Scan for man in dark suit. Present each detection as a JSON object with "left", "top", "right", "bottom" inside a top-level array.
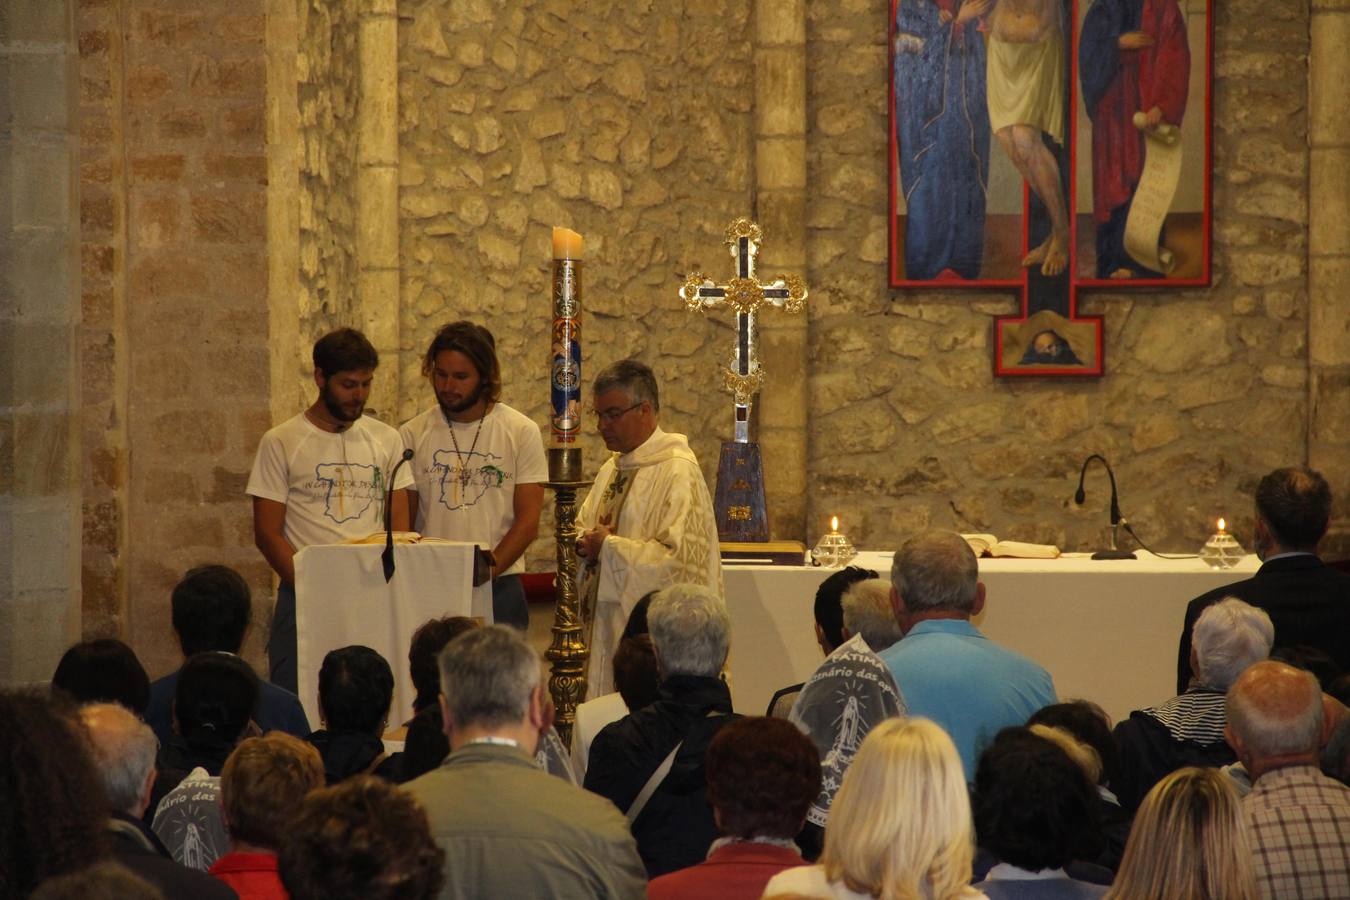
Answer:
[{"left": 1177, "top": 466, "right": 1350, "bottom": 693}]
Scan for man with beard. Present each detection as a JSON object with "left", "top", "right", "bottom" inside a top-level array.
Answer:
[
  {"left": 247, "top": 327, "right": 413, "bottom": 692},
  {"left": 399, "top": 321, "right": 545, "bottom": 629}
]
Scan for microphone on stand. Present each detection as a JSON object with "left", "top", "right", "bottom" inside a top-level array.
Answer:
[
  {"left": 382, "top": 448, "right": 415, "bottom": 582},
  {"left": 1074, "top": 454, "right": 1136, "bottom": 560}
]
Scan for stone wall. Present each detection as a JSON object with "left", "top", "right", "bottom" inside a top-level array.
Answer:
[
  {"left": 1, "top": 0, "right": 83, "bottom": 682},
  {"left": 802, "top": 0, "right": 1315, "bottom": 554},
  {"left": 77, "top": 0, "right": 274, "bottom": 678},
  {"left": 297, "top": 0, "right": 361, "bottom": 404},
  {"left": 397, "top": 0, "right": 756, "bottom": 568}
]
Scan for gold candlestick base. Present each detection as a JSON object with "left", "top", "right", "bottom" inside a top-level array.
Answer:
[{"left": 544, "top": 447, "right": 591, "bottom": 747}]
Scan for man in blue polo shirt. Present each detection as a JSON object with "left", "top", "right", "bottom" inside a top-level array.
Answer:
[{"left": 879, "top": 530, "right": 1056, "bottom": 780}]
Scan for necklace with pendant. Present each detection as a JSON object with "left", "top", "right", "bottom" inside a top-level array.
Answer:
[{"left": 444, "top": 408, "right": 485, "bottom": 490}]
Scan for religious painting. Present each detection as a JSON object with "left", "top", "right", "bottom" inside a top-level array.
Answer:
[{"left": 888, "top": 0, "right": 1212, "bottom": 377}]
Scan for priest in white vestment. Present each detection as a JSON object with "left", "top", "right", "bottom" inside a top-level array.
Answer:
[{"left": 576, "top": 359, "right": 723, "bottom": 699}]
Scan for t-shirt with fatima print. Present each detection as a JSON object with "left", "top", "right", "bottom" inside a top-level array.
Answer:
[
  {"left": 399, "top": 402, "right": 547, "bottom": 577},
  {"left": 246, "top": 411, "right": 414, "bottom": 551}
]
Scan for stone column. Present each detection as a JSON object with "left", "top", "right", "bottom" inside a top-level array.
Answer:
[
  {"left": 0, "top": 0, "right": 83, "bottom": 681},
  {"left": 266, "top": 0, "right": 302, "bottom": 423},
  {"left": 1307, "top": 0, "right": 1350, "bottom": 557},
  {"left": 754, "top": 0, "right": 809, "bottom": 542},
  {"left": 356, "top": 0, "right": 400, "bottom": 421}
]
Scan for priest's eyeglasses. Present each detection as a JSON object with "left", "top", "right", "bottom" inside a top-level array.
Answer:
[{"left": 594, "top": 402, "right": 643, "bottom": 424}]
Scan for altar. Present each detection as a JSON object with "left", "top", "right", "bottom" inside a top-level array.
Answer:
[{"left": 723, "top": 550, "right": 1260, "bottom": 724}]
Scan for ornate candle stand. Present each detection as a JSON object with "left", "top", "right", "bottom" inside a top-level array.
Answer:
[{"left": 544, "top": 446, "right": 592, "bottom": 747}]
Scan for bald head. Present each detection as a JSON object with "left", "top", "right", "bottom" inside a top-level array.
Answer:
[
  {"left": 80, "top": 702, "right": 158, "bottom": 817},
  {"left": 1226, "top": 661, "right": 1323, "bottom": 773}
]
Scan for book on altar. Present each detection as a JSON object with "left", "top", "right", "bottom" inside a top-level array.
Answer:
[{"left": 961, "top": 534, "right": 1061, "bottom": 559}]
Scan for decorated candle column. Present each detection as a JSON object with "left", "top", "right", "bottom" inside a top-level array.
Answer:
[{"left": 550, "top": 228, "right": 583, "bottom": 480}]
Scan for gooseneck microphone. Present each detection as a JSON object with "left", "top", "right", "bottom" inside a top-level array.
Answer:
[
  {"left": 382, "top": 448, "right": 415, "bottom": 582},
  {"left": 1074, "top": 454, "right": 1136, "bottom": 560}
]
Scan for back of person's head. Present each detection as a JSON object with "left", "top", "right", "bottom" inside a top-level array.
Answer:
[
  {"left": 890, "top": 531, "right": 979, "bottom": 615},
  {"left": 438, "top": 625, "right": 540, "bottom": 730},
  {"left": 278, "top": 776, "right": 444, "bottom": 900},
  {"left": 647, "top": 583, "right": 731, "bottom": 679},
  {"left": 79, "top": 702, "right": 158, "bottom": 817},
  {"left": 0, "top": 690, "right": 109, "bottom": 896},
  {"left": 1027, "top": 700, "right": 1119, "bottom": 789},
  {"left": 841, "top": 578, "right": 903, "bottom": 652},
  {"left": 1270, "top": 644, "right": 1342, "bottom": 690},
  {"left": 1255, "top": 465, "right": 1332, "bottom": 551},
  {"left": 421, "top": 320, "right": 502, "bottom": 404},
  {"left": 171, "top": 564, "right": 252, "bottom": 656},
  {"left": 174, "top": 651, "right": 260, "bottom": 743},
  {"left": 319, "top": 645, "right": 395, "bottom": 735},
  {"left": 221, "top": 733, "right": 325, "bottom": 851},
  {"left": 592, "top": 357, "right": 660, "bottom": 410},
  {"left": 814, "top": 566, "right": 878, "bottom": 652},
  {"left": 1104, "top": 767, "right": 1256, "bottom": 900},
  {"left": 29, "top": 860, "right": 165, "bottom": 900},
  {"left": 313, "top": 327, "right": 378, "bottom": 378},
  {"left": 613, "top": 634, "right": 660, "bottom": 711},
  {"left": 51, "top": 638, "right": 151, "bottom": 715},
  {"left": 1193, "top": 598, "right": 1274, "bottom": 691},
  {"left": 975, "top": 727, "right": 1102, "bottom": 871},
  {"left": 408, "top": 616, "right": 480, "bottom": 713},
  {"left": 621, "top": 591, "right": 658, "bottom": 640},
  {"left": 820, "top": 717, "right": 974, "bottom": 900},
  {"left": 706, "top": 717, "right": 820, "bottom": 840},
  {"left": 1226, "top": 659, "right": 1324, "bottom": 761}
]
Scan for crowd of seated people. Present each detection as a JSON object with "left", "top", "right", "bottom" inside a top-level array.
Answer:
[{"left": 7, "top": 463, "right": 1350, "bottom": 899}]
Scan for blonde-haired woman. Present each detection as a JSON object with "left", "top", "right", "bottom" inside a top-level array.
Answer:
[
  {"left": 1103, "top": 767, "right": 1256, "bottom": 900},
  {"left": 763, "top": 717, "right": 985, "bottom": 900}
]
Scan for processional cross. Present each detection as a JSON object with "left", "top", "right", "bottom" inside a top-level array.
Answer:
[{"left": 681, "top": 218, "right": 807, "bottom": 541}]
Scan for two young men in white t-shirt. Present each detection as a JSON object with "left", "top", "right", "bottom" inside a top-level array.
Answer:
[{"left": 248, "top": 324, "right": 545, "bottom": 690}]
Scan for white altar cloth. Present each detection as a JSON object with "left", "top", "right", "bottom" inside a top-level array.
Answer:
[
  {"left": 724, "top": 551, "right": 1260, "bottom": 724},
  {"left": 294, "top": 541, "right": 492, "bottom": 729}
]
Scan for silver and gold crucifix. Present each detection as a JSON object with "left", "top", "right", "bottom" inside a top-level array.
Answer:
[
  {"left": 681, "top": 218, "right": 808, "bottom": 442},
  {"left": 681, "top": 218, "right": 808, "bottom": 541}
]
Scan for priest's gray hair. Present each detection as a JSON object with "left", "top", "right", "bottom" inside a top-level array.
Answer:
[
  {"left": 1226, "top": 661, "right": 1323, "bottom": 760},
  {"left": 842, "top": 578, "right": 904, "bottom": 652},
  {"left": 890, "top": 531, "right": 979, "bottom": 614},
  {"left": 1192, "top": 598, "right": 1274, "bottom": 691},
  {"left": 648, "top": 584, "right": 730, "bottom": 678},
  {"left": 592, "top": 358, "right": 660, "bottom": 411},
  {"left": 79, "top": 702, "right": 158, "bottom": 816},
  {"left": 438, "top": 626, "right": 541, "bottom": 729}
]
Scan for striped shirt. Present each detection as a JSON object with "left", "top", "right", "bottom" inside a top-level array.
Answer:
[
  {"left": 1141, "top": 687, "right": 1227, "bottom": 744},
  {"left": 1245, "top": 765, "right": 1350, "bottom": 899}
]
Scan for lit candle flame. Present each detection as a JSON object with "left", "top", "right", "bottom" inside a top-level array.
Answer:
[
  {"left": 1217, "top": 517, "right": 1226, "bottom": 533},
  {"left": 830, "top": 516, "right": 839, "bottom": 533}
]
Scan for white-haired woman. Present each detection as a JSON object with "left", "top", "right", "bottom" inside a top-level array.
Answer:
[
  {"left": 763, "top": 717, "right": 986, "bottom": 900},
  {"left": 1112, "top": 597, "right": 1273, "bottom": 810}
]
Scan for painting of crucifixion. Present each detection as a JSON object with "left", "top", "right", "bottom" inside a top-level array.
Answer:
[{"left": 888, "top": 0, "right": 1212, "bottom": 377}]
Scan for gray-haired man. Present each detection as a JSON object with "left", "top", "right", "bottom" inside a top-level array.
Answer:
[
  {"left": 404, "top": 626, "right": 645, "bottom": 900},
  {"left": 583, "top": 584, "right": 737, "bottom": 878},
  {"left": 79, "top": 703, "right": 237, "bottom": 900},
  {"left": 574, "top": 359, "right": 722, "bottom": 699}
]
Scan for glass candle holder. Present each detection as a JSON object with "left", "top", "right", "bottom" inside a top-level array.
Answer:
[
  {"left": 1199, "top": 518, "right": 1245, "bottom": 570},
  {"left": 811, "top": 517, "right": 857, "bottom": 568}
]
